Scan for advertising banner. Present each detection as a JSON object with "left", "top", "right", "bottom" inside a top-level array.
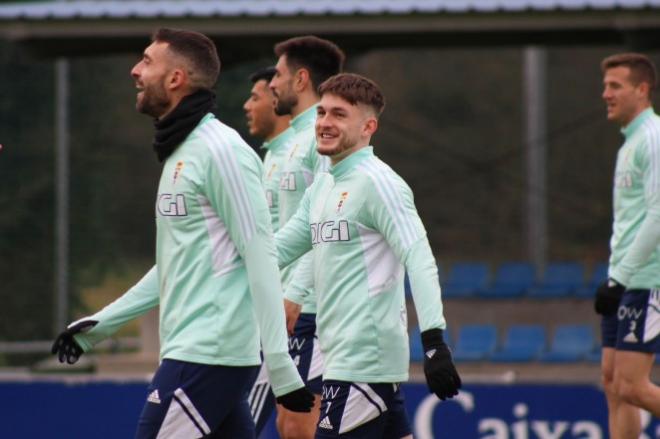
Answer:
[{"left": 2, "top": 380, "right": 659, "bottom": 438}]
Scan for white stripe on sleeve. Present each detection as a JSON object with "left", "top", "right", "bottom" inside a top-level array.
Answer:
[
  {"left": 199, "top": 121, "right": 256, "bottom": 243},
  {"left": 358, "top": 160, "right": 419, "bottom": 249},
  {"left": 643, "top": 119, "right": 660, "bottom": 195}
]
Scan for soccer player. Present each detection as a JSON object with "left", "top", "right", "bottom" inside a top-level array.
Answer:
[
  {"left": 268, "top": 35, "right": 345, "bottom": 439},
  {"left": 50, "top": 28, "right": 313, "bottom": 438},
  {"left": 242, "top": 66, "right": 295, "bottom": 433},
  {"left": 595, "top": 52, "right": 660, "bottom": 438},
  {"left": 276, "top": 73, "right": 461, "bottom": 438}
]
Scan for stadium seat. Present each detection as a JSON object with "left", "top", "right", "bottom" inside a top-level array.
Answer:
[
  {"left": 585, "top": 349, "right": 602, "bottom": 363},
  {"left": 574, "top": 262, "right": 608, "bottom": 298},
  {"left": 540, "top": 324, "right": 595, "bottom": 362},
  {"left": 490, "top": 325, "right": 546, "bottom": 362},
  {"left": 478, "top": 262, "right": 535, "bottom": 298},
  {"left": 409, "top": 326, "right": 424, "bottom": 362},
  {"left": 441, "top": 262, "right": 489, "bottom": 298},
  {"left": 452, "top": 324, "right": 497, "bottom": 361},
  {"left": 527, "top": 262, "right": 584, "bottom": 298}
]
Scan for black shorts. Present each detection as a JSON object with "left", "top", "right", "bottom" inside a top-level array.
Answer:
[
  {"left": 135, "top": 359, "right": 259, "bottom": 438},
  {"left": 290, "top": 313, "right": 323, "bottom": 394},
  {"left": 616, "top": 289, "right": 660, "bottom": 353},
  {"left": 315, "top": 380, "right": 411, "bottom": 438}
]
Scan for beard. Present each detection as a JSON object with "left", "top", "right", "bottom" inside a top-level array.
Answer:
[
  {"left": 249, "top": 116, "right": 276, "bottom": 139},
  {"left": 317, "top": 132, "right": 358, "bottom": 158},
  {"left": 136, "top": 81, "right": 170, "bottom": 118},
  {"left": 274, "top": 89, "right": 298, "bottom": 116}
]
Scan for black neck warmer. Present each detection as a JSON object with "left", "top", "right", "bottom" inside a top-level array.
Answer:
[{"left": 153, "top": 89, "right": 216, "bottom": 162}]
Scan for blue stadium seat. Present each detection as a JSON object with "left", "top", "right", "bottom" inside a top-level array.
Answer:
[
  {"left": 574, "top": 262, "right": 608, "bottom": 298},
  {"left": 441, "top": 262, "right": 489, "bottom": 298},
  {"left": 585, "top": 349, "right": 602, "bottom": 363},
  {"left": 409, "top": 326, "right": 424, "bottom": 362},
  {"left": 478, "top": 262, "right": 535, "bottom": 298},
  {"left": 527, "top": 262, "right": 584, "bottom": 298},
  {"left": 540, "top": 324, "right": 595, "bottom": 362},
  {"left": 452, "top": 324, "right": 497, "bottom": 361},
  {"left": 490, "top": 325, "right": 546, "bottom": 362}
]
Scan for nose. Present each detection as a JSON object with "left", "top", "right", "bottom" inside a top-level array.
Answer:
[
  {"left": 316, "top": 115, "right": 330, "bottom": 130},
  {"left": 243, "top": 99, "right": 250, "bottom": 112},
  {"left": 130, "top": 62, "right": 141, "bottom": 79}
]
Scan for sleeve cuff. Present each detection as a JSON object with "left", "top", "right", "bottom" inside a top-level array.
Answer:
[{"left": 283, "top": 287, "right": 306, "bottom": 306}]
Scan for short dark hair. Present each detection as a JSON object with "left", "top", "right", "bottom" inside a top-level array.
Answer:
[
  {"left": 601, "top": 52, "right": 657, "bottom": 97},
  {"left": 274, "top": 36, "right": 345, "bottom": 90},
  {"left": 249, "top": 66, "right": 277, "bottom": 84},
  {"left": 152, "top": 28, "right": 220, "bottom": 90},
  {"left": 318, "top": 73, "right": 385, "bottom": 116}
]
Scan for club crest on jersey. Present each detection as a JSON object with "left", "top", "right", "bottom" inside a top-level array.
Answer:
[
  {"left": 336, "top": 192, "right": 349, "bottom": 213},
  {"left": 172, "top": 161, "right": 184, "bottom": 185},
  {"left": 288, "top": 144, "right": 300, "bottom": 162},
  {"left": 266, "top": 163, "right": 277, "bottom": 181}
]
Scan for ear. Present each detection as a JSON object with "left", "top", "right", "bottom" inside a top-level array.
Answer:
[
  {"left": 166, "top": 68, "right": 187, "bottom": 91},
  {"left": 363, "top": 117, "right": 378, "bottom": 137},
  {"left": 294, "top": 68, "right": 311, "bottom": 93},
  {"left": 637, "top": 81, "right": 650, "bottom": 100}
]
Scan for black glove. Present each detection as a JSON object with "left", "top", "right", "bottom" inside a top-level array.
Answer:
[
  {"left": 421, "top": 328, "right": 462, "bottom": 401},
  {"left": 594, "top": 279, "right": 625, "bottom": 316},
  {"left": 276, "top": 386, "right": 315, "bottom": 412},
  {"left": 51, "top": 320, "right": 98, "bottom": 364}
]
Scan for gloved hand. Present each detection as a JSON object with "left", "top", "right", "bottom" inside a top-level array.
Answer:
[
  {"left": 421, "top": 328, "right": 462, "bottom": 401},
  {"left": 594, "top": 279, "right": 625, "bottom": 316},
  {"left": 51, "top": 319, "right": 98, "bottom": 364},
  {"left": 276, "top": 386, "right": 315, "bottom": 412}
]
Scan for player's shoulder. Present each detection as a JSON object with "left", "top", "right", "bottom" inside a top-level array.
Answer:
[
  {"left": 192, "top": 116, "right": 261, "bottom": 170},
  {"left": 355, "top": 155, "right": 412, "bottom": 195},
  {"left": 297, "top": 125, "right": 317, "bottom": 152},
  {"left": 639, "top": 112, "right": 660, "bottom": 153}
]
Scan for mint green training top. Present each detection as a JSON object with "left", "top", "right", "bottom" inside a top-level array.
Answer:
[
  {"left": 72, "top": 114, "right": 303, "bottom": 397},
  {"left": 608, "top": 108, "right": 660, "bottom": 289},
  {"left": 262, "top": 127, "right": 295, "bottom": 232},
  {"left": 276, "top": 146, "right": 446, "bottom": 383},
  {"left": 277, "top": 105, "right": 330, "bottom": 313}
]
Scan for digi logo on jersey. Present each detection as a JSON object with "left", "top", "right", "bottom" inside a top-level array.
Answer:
[
  {"left": 157, "top": 194, "right": 188, "bottom": 216},
  {"left": 614, "top": 171, "right": 633, "bottom": 188},
  {"left": 311, "top": 220, "right": 350, "bottom": 244},
  {"left": 279, "top": 172, "right": 297, "bottom": 191}
]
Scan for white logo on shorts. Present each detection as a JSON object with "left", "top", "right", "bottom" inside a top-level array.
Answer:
[
  {"left": 319, "top": 416, "right": 334, "bottom": 430},
  {"left": 147, "top": 389, "right": 161, "bottom": 404}
]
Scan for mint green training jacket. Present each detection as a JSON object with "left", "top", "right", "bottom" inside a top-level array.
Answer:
[
  {"left": 276, "top": 146, "right": 446, "bottom": 383},
  {"left": 73, "top": 114, "right": 303, "bottom": 396},
  {"left": 608, "top": 108, "right": 660, "bottom": 289}
]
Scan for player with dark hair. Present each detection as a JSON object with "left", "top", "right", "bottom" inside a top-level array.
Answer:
[
  {"left": 596, "top": 52, "right": 660, "bottom": 438},
  {"left": 51, "top": 28, "right": 312, "bottom": 438},
  {"left": 266, "top": 35, "right": 345, "bottom": 439},
  {"left": 276, "top": 73, "right": 461, "bottom": 438},
  {"left": 244, "top": 66, "right": 291, "bottom": 144},
  {"left": 242, "top": 66, "right": 295, "bottom": 433}
]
